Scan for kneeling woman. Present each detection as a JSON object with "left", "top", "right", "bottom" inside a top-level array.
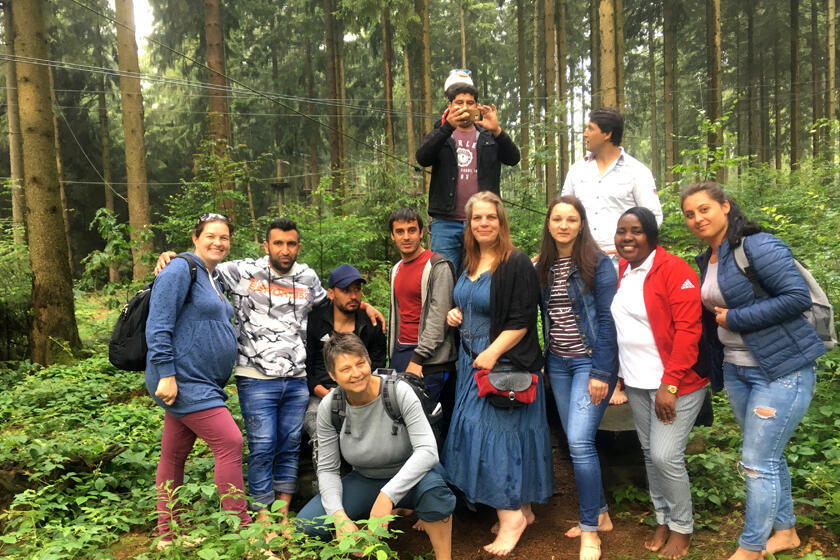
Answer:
[
  {"left": 145, "top": 213, "right": 251, "bottom": 547},
  {"left": 296, "top": 334, "right": 455, "bottom": 560},
  {"left": 611, "top": 207, "right": 709, "bottom": 560},
  {"left": 681, "top": 182, "right": 824, "bottom": 560}
]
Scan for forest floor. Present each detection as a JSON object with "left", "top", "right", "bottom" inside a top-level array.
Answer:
[{"left": 107, "top": 450, "right": 840, "bottom": 560}]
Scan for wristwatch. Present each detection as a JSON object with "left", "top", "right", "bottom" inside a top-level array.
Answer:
[{"left": 664, "top": 384, "right": 678, "bottom": 394}]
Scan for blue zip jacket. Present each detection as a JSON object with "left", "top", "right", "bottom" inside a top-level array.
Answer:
[
  {"left": 539, "top": 253, "right": 618, "bottom": 383},
  {"left": 145, "top": 252, "right": 238, "bottom": 416},
  {"left": 695, "top": 233, "right": 825, "bottom": 388}
]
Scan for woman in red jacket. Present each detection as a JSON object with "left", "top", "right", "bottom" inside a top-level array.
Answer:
[{"left": 610, "top": 207, "right": 709, "bottom": 560}]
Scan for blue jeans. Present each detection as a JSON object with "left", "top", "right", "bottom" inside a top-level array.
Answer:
[
  {"left": 236, "top": 376, "right": 309, "bottom": 510},
  {"left": 429, "top": 218, "right": 465, "bottom": 274},
  {"left": 295, "top": 464, "right": 456, "bottom": 539},
  {"left": 723, "top": 362, "right": 816, "bottom": 552},
  {"left": 546, "top": 353, "right": 614, "bottom": 531}
]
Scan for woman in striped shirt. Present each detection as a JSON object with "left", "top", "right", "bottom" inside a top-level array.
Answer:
[{"left": 537, "top": 196, "right": 619, "bottom": 560}]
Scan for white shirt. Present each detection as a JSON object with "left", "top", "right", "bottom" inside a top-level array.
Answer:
[
  {"left": 562, "top": 148, "right": 663, "bottom": 252},
  {"left": 611, "top": 251, "right": 664, "bottom": 390}
]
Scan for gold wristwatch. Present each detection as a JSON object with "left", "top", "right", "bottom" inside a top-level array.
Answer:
[{"left": 664, "top": 384, "right": 678, "bottom": 394}]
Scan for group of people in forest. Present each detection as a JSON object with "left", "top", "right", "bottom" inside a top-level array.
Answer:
[{"left": 142, "top": 69, "right": 825, "bottom": 560}]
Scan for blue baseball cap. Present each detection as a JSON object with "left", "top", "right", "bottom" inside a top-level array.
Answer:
[{"left": 328, "top": 264, "right": 366, "bottom": 289}]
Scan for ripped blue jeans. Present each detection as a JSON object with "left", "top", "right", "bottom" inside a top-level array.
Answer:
[
  {"left": 723, "top": 362, "right": 816, "bottom": 552},
  {"left": 546, "top": 353, "right": 615, "bottom": 531}
]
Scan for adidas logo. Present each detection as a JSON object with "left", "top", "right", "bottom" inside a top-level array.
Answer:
[{"left": 680, "top": 279, "right": 696, "bottom": 290}]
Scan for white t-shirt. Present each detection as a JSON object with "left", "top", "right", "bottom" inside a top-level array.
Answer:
[{"left": 611, "top": 251, "right": 663, "bottom": 390}]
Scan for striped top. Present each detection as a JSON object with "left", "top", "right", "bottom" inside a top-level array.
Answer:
[{"left": 548, "top": 257, "right": 587, "bottom": 357}]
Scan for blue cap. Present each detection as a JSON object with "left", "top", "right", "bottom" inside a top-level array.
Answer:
[{"left": 328, "top": 264, "right": 366, "bottom": 289}]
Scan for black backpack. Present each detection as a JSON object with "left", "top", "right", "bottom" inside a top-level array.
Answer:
[
  {"left": 108, "top": 254, "right": 198, "bottom": 371},
  {"left": 330, "top": 369, "right": 442, "bottom": 436}
]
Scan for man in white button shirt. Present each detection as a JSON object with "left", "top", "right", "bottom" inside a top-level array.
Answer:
[
  {"left": 562, "top": 107, "right": 662, "bottom": 406},
  {"left": 562, "top": 108, "right": 663, "bottom": 259}
]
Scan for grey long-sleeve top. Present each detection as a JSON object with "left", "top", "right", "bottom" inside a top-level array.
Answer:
[{"left": 315, "top": 378, "right": 439, "bottom": 515}]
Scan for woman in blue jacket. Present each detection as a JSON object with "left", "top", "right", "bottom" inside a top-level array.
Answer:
[
  {"left": 680, "top": 182, "right": 825, "bottom": 560},
  {"left": 145, "top": 213, "right": 252, "bottom": 548},
  {"left": 536, "top": 196, "right": 618, "bottom": 560}
]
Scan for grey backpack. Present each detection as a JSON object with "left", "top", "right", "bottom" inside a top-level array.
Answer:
[{"left": 732, "top": 239, "right": 836, "bottom": 350}]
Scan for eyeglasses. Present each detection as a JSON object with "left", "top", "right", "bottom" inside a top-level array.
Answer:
[{"left": 199, "top": 212, "right": 230, "bottom": 223}]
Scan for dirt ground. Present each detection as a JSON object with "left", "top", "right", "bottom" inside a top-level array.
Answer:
[{"left": 109, "top": 451, "right": 840, "bottom": 560}]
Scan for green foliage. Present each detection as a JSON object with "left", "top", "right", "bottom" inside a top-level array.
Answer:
[
  {"left": 157, "top": 140, "right": 269, "bottom": 261},
  {"left": 79, "top": 208, "right": 134, "bottom": 291},
  {"left": 0, "top": 221, "right": 31, "bottom": 362}
]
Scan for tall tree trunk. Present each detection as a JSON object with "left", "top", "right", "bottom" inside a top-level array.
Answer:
[
  {"left": 48, "top": 67, "right": 74, "bottom": 275},
  {"left": 516, "top": 0, "right": 529, "bottom": 175},
  {"left": 590, "top": 0, "right": 600, "bottom": 108},
  {"left": 663, "top": 0, "right": 677, "bottom": 182},
  {"left": 544, "top": 0, "right": 557, "bottom": 202},
  {"left": 558, "top": 0, "right": 568, "bottom": 183},
  {"left": 403, "top": 50, "right": 417, "bottom": 167},
  {"left": 460, "top": 1, "right": 467, "bottom": 68},
  {"left": 774, "top": 32, "right": 782, "bottom": 169},
  {"left": 13, "top": 0, "right": 81, "bottom": 362},
  {"left": 337, "top": 30, "right": 349, "bottom": 193},
  {"left": 598, "top": 0, "right": 617, "bottom": 107},
  {"left": 648, "top": 19, "right": 661, "bottom": 186},
  {"left": 204, "top": 0, "right": 236, "bottom": 212},
  {"left": 204, "top": 0, "right": 230, "bottom": 146},
  {"left": 706, "top": 0, "right": 723, "bottom": 181},
  {"left": 382, "top": 7, "right": 395, "bottom": 157},
  {"left": 760, "top": 49, "right": 770, "bottom": 164},
  {"left": 304, "top": 36, "right": 319, "bottom": 192},
  {"left": 569, "top": 57, "right": 577, "bottom": 158},
  {"left": 416, "top": 0, "right": 432, "bottom": 193},
  {"left": 96, "top": 22, "right": 118, "bottom": 283},
  {"left": 323, "top": 0, "right": 341, "bottom": 191},
  {"left": 614, "top": 0, "right": 624, "bottom": 112},
  {"left": 828, "top": 0, "right": 836, "bottom": 159},
  {"left": 534, "top": 0, "right": 544, "bottom": 184},
  {"left": 4, "top": 3, "right": 25, "bottom": 243},
  {"left": 418, "top": 0, "right": 432, "bottom": 137},
  {"left": 114, "top": 0, "right": 154, "bottom": 279},
  {"left": 747, "top": 1, "right": 760, "bottom": 165},
  {"left": 811, "top": 0, "right": 821, "bottom": 157},
  {"left": 791, "top": 0, "right": 801, "bottom": 169}
]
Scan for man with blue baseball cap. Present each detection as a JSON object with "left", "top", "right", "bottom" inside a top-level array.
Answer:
[{"left": 303, "top": 264, "right": 387, "bottom": 483}]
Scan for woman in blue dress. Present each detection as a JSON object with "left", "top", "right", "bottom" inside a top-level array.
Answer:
[{"left": 443, "top": 191, "right": 554, "bottom": 556}]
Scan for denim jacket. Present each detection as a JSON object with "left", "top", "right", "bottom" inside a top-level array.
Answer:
[
  {"left": 540, "top": 253, "right": 619, "bottom": 383},
  {"left": 696, "top": 232, "right": 825, "bottom": 386}
]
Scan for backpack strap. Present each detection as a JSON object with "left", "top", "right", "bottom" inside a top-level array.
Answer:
[
  {"left": 174, "top": 254, "right": 199, "bottom": 302},
  {"left": 376, "top": 369, "right": 402, "bottom": 435},
  {"left": 330, "top": 388, "right": 349, "bottom": 435},
  {"left": 732, "top": 239, "right": 765, "bottom": 298}
]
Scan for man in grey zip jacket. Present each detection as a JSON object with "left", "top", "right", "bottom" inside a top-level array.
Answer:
[{"left": 388, "top": 208, "right": 457, "bottom": 403}]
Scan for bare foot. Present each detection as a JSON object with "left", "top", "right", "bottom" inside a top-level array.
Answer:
[
  {"left": 644, "top": 525, "right": 670, "bottom": 552},
  {"left": 491, "top": 505, "right": 535, "bottom": 534},
  {"left": 565, "top": 512, "right": 614, "bottom": 537},
  {"left": 765, "top": 528, "right": 801, "bottom": 554},
  {"left": 580, "top": 530, "right": 601, "bottom": 560},
  {"left": 658, "top": 531, "right": 690, "bottom": 559},
  {"left": 727, "top": 546, "right": 763, "bottom": 560},
  {"left": 609, "top": 387, "right": 628, "bottom": 405},
  {"left": 483, "top": 509, "right": 528, "bottom": 556},
  {"left": 412, "top": 519, "right": 425, "bottom": 531}
]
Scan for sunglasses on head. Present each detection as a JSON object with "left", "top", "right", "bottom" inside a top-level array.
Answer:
[{"left": 199, "top": 212, "right": 230, "bottom": 223}]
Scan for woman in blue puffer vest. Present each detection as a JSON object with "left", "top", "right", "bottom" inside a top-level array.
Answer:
[
  {"left": 536, "top": 195, "right": 618, "bottom": 560},
  {"left": 680, "top": 182, "right": 825, "bottom": 560}
]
